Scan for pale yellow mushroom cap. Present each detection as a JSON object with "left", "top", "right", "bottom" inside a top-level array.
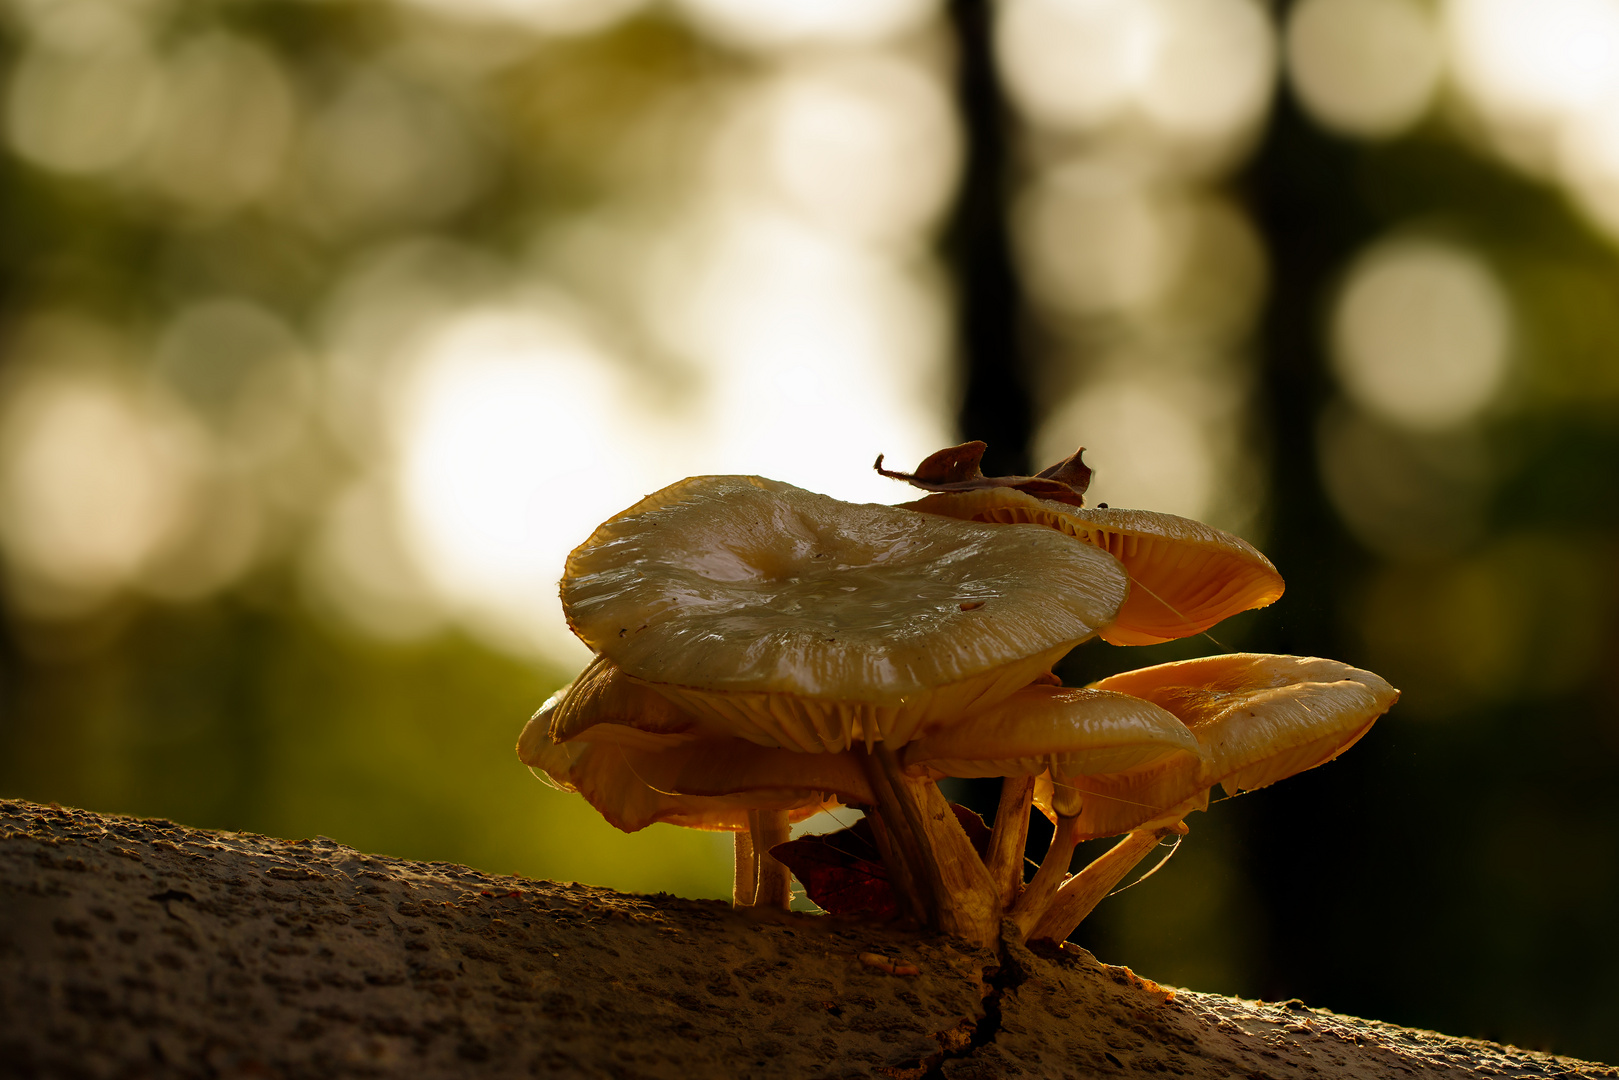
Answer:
[
  {"left": 898, "top": 487, "right": 1284, "bottom": 646},
  {"left": 900, "top": 684, "right": 1202, "bottom": 782},
  {"left": 562, "top": 475, "right": 1130, "bottom": 752},
  {"left": 518, "top": 686, "right": 858, "bottom": 833},
  {"left": 1093, "top": 653, "right": 1398, "bottom": 794},
  {"left": 1027, "top": 653, "right": 1396, "bottom": 837},
  {"left": 546, "top": 652, "right": 708, "bottom": 751}
]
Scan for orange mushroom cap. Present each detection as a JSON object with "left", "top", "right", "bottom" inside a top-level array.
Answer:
[
  {"left": 1034, "top": 652, "right": 1399, "bottom": 836},
  {"left": 899, "top": 486, "right": 1284, "bottom": 646}
]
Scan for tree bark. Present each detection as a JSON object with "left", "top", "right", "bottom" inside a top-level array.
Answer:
[{"left": 1, "top": 800, "right": 1612, "bottom": 1079}]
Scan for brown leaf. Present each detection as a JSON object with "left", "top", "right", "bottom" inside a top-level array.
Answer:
[
  {"left": 875, "top": 442, "right": 1092, "bottom": 506},
  {"left": 770, "top": 804, "right": 992, "bottom": 919},
  {"left": 771, "top": 817, "right": 897, "bottom": 920}
]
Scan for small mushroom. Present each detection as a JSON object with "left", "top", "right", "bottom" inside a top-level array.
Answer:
[
  {"left": 880, "top": 443, "right": 1284, "bottom": 645},
  {"left": 520, "top": 672, "right": 871, "bottom": 909},
  {"left": 900, "top": 683, "right": 1208, "bottom": 916},
  {"left": 1022, "top": 653, "right": 1399, "bottom": 943},
  {"left": 562, "top": 474, "right": 1130, "bottom": 753}
]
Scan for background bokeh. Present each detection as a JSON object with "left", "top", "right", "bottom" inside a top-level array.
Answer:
[{"left": 1, "top": 0, "right": 1617, "bottom": 1062}]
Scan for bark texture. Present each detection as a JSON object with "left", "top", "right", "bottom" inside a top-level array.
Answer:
[{"left": 1, "top": 799, "right": 1612, "bottom": 1080}]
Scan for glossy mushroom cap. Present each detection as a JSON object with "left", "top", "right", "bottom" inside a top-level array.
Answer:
[
  {"left": 563, "top": 475, "right": 1130, "bottom": 752},
  {"left": 898, "top": 487, "right": 1284, "bottom": 646},
  {"left": 901, "top": 684, "right": 1202, "bottom": 783},
  {"left": 1026, "top": 654, "right": 1397, "bottom": 836},
  {"left": 519, "top": 684, "right": 867, "bottom": 833},
  {"left": 546, "top": 652, "right": 715, "bottom": 750},
  {"left": 1094, "top": 653, "right": 1398, "bottom": 793}
]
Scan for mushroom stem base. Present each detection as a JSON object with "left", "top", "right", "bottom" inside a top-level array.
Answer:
[
  {"left": 1030, "top": 820, "right": 1187, "bottom": 943},
  {"left": 986, "top": 775, "right": 1034, "bottom": 911},
  {"left": 1008, "top": 813, "right": 1080, "bottom": 939},
  {"left": 732, "top": 830, "right": 757, "bottom": 907},
  {"left": 858, "top": 748, "right": 938, "bottom": 925},
  {"left": 904, "top": 773, "right": 1000, "bottom": 948},
  {"left": 748, "top": 809, "right": 793, "bottom": 911}
]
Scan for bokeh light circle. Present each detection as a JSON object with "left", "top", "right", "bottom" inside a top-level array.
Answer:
[
  {"left": 1331, "top": 237, "right": 1512, "bottom": 430},
  {"left": 1286, "top": 0, "right": 1442, "bottom": 138}
]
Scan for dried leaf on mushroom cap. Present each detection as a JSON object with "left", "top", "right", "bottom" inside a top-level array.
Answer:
[
  {"left": 562, "top": 474, "right": 1130, "bottom": 752},
  {"left": 897, "top": 486, "right": 1283, "bottom": 646},
  {"left": 900, "top": 684, "right": 1203, "bottom": 782},
  {"left": 518, "top": 691, "right": 853, "bottom": 833},
  {"left": 873, "top": 440, "right": 1093, "bottom": 506},
  {"left": 1093, "top": 653, "right": 1398, "bottom": 794}
]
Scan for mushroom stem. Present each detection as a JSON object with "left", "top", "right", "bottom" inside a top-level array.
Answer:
[
  {"left": 906, "top": 775, "right": 1001, "bottom": 947},
  {"left": 858, "top": 747, "right": 941, "bottom": 926},
  {"left": 1008, "top": 812, "right": 1080, "bottom": 939},
  {"left": 863, "top": 807, "right": 928, "bottom": 925},
  {"left": 748, "top": 809, "right": 793, "bottom": 911},
  {"left": 1029, "top": 821, "right": 1187, "bottom": 943},
  {"left": 731, "top": 829, "right": 757, "bottom": 907},
  {"left": 985, "top": 775, "right": 1035, "bottom": 911}
]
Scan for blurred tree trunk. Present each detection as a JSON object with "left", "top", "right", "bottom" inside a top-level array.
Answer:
[{"left": 1, "top": 801, "right": 1611, "bottom": 1079}]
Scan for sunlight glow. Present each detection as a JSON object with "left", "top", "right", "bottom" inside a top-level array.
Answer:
[
  {"left": 391, "top": 304, "right": 656, "bottom": 664},
  {"left": 0, "top": 369, "right": 198, "bottom": 613},
  {"left": 1448, "top": 0, "right": 1619, "bottom": 121},
  {"left": 1286, "top": 0, "right": 1442, "bottom": 138},
  {"left": 673, "top": 0, "right": 934, "bottom": 50},
  {"left": 747, "top": 55, "right": 959, "bottom": 243},
  {"left": 648, "top": 208, "right": 953, "bottom": 505},
  {"left": 395, "top": 0, "right": 648, "bottom": 35},
  {"left": 1332, "top": 238, "right": 1512, "bottom": 431},
  {"left": 999, "top": 0, "right": 1275, "bottom": 149},
  {"left": 1033, "top": 377, "right": 1217, "bottom": 521}
]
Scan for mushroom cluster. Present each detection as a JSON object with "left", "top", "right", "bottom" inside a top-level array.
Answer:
[{"left": 519, "top": 444, "right": 1398, "bottom": 950}]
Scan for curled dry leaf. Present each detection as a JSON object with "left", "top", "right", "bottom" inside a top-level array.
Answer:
[{"left": 874, "top": 441, "right": 1092, "bottom": 507}]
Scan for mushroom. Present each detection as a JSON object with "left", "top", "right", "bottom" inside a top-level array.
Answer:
[
  {"left": 1019, "top": 653, "right": 1399, "bottom": 943},
  {"left": 899, "top": 683, "right": 1208, "bottom": 924},
  {"left": 558, "top": 473, "right": 1131, "bottom": 936},
  {"left": 527, "top": 455, "right": 1396, "bottom": 956},
  {"left": 561, "top": 474, "right": 1131, "bottom": 753},
  {"left": 879, "top": 442, "right": 1284, "bottom": 645},
  {"left": 520, "top": 665, "right": 873, "bottom": 909}
]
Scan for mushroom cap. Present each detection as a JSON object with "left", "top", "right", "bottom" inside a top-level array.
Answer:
[
  {"left": 1034, "top": 757, "right": 1209, "bottom": 839},
  {"left": 519, "top": 687, "right": 859, "bottom": 833},
  {"left": 898, "top": 487, "right": 1284, "bottom": 646},
  {"left": 901, "top": 684, "right": 1203, "bottom": 781},
  {"left": 547, "top": 652, "right": 708, "bottom": 750},
  {"left": 1029, "top": 653, "right": 1396, "bottom": 836},
  {"left": 563, "top": 475, "right": 1130, "bottom": 751},
  {"left": 1092, "top": 653, "right": 1398, "bottom": 794}
]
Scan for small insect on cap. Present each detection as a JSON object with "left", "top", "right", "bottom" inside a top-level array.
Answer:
[
  {"left": 518, "top": 678, "right": 869, "bottom": 833},
  {"left": 1092, "top": 653, "right": 1400, "bottom": 794},
  {"left": 561, "top": 474, "right": 1131, "bottom": 753},
  {"left": 879, "top": 442, "right": 1284, "bottom": 647}
]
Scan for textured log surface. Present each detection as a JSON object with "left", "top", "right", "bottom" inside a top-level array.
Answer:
[{"left": 1, "top": 799, "right": 1613, "bottom": 1079}]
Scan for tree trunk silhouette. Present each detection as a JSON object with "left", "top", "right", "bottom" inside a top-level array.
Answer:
[{"left": 1, "top": 800, "right": 1612, "bottom": 1079}]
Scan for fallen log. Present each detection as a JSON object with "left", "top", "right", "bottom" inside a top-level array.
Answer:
[{"left": 0, "top": 799, "right": 1611, "bottom": 1079}]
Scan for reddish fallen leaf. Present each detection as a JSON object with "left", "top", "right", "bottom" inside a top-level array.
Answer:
[
  {"left": 874, "top": 441, "right": 1092, "bottom": 507},
  {"left": 770, "top": 804, "right": 992, "bottom": 919},
  {"left": 771, "top": 816, "right": 896, "bottom": 920}
]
